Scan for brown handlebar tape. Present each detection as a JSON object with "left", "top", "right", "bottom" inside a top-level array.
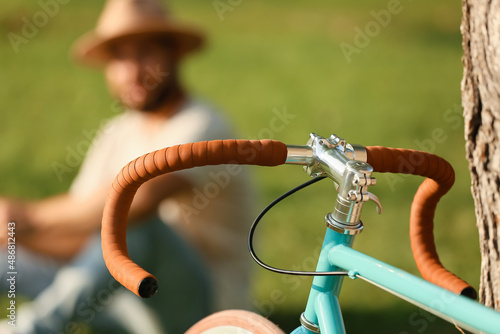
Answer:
[
  {"left": 366, "top": 146, "right": 477, "bottom": 299},
  {"left": 101, "top": 139, "right": 288, "bottom": 298}
]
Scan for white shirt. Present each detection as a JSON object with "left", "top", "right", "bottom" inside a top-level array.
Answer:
[{"left": 71, "top": 98, "right": 255, "bottom": 310}]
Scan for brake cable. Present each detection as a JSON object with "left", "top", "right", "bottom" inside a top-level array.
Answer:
[{"left": 248, "top": 175, "right": 349, "bottom": 277}]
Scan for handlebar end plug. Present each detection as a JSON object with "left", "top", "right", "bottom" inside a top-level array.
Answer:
[
  {"left": 460, "top": 286, "right": 477, "bottom": 300},
  {"left": 138, "top": 276, "right": 158, "bottom": 298}
]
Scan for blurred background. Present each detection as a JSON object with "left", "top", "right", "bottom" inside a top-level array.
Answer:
[{"left": 0, "top": 0, "right": 477, "bottom": 333}]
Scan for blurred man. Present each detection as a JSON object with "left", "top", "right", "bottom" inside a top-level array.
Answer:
[{"left": 0, "top": 0, "right": 254, "bottom": 332}]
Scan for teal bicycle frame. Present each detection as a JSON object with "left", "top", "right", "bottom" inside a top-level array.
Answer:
[
  {"left": 281, "top": 133, "right": 500, "bottom": 333},
  {"left": 289, "top": 228, "right": 500, "bottom": 333}
]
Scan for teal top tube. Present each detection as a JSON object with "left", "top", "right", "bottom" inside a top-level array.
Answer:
[{"left": 291, "top": 227, "right": 500, "bottom": 334}]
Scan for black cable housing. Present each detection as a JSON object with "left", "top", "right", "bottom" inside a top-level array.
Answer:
[{"left": 248, "top": 176, "right": 349, "bottom": 277}]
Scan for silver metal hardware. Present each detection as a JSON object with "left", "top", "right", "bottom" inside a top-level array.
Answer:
[
  {"left": 285, "top": 133, "right": 380, "bottom": 234},
  {"left": 368, "top": 192, "right": 383, "bottom": 214},
  {"left": 330, "top": 160, "right": 374, "bottom": 228},
  {"left": 325, "top": 213, "right": 364, "bottom": 235},
  {"left": 353, "top": 175, "right": 376, "bottom": 187},
  {"left": 303, "top": 133, "right": 350, "bottom": 181},
  {"left": 286, "top": 145, "right": 314, "bottom": 165},
  {"left": 345, "top": 143, "right": 367, "bottom": 162},
  {"left": 300, "top": 312, "right": 321, "bottom": 333}
]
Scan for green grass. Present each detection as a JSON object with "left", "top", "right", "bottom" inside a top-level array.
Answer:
[{"left": 0, "top": 0, "right": 478, "bottom": 332}]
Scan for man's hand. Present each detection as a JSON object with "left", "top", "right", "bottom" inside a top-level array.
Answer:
[
  {"left": 0, "top": 198, "right": 30, "bottom": 248},
  {"left": 0, "top": 196, "right": 91, "bottom": 260}
]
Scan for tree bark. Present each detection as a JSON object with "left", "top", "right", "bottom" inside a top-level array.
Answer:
[{"left": 461, "top": 0, "right": 500, "bottom": 308}]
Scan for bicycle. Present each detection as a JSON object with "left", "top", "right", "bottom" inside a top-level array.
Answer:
[{"left": 100, "top": 133, "right": 500, "bottom": 333}]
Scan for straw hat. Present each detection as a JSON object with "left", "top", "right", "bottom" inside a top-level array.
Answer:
[{"left": 72, "top": 0, "right": 205, "bottom": 65}]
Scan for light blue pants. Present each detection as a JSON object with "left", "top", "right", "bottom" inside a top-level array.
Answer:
[{"left": 0, "top": 217, "right": 213, "bottom": 333}]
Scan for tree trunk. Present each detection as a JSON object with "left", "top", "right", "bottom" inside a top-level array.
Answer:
[{"left": 461, "top": 0, "right": 500, "bottom": 308}]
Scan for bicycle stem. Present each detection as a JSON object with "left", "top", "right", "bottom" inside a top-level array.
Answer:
[
  {"left": 285, "top": 134, "right": 474, "bottom": 298},
  {"left": 285, "top": 133, "right": 378, "bottom": 235},
  {"left": 282, "top": 134, "right": 478, "bottom": 332}
]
